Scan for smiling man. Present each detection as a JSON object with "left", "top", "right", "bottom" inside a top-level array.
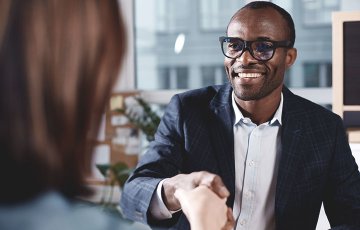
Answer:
[{"left": 121, "top": 2, "right": 360, "bottom": 230}]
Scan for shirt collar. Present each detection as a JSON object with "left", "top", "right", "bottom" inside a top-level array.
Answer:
[{"left": 232, "top": 92, "right": 283, "bottom": 126}]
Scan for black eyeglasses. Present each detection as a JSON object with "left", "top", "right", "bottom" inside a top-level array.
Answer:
[{"left": 219, "top": 36, "right": 292, "bottom": 61}]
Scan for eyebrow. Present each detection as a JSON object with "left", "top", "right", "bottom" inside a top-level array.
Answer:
[{"left": 256, "top": 36, "right": 272, "bottom": 41}]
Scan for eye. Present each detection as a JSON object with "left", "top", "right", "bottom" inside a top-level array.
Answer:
[
  {"left": 254, "top": 41, "right": 273, "bottom": 53},
  {"left": 228, "top": 42, "right": 243, "bottom": 51}
]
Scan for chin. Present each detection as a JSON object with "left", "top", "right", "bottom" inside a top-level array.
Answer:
[{"left": 234, "top": 91, "right": 259, "bottom": 101}]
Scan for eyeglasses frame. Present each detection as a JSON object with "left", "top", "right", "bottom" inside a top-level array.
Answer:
[{"left": 219, "top": 36, "right": 293, "bottom": 61}]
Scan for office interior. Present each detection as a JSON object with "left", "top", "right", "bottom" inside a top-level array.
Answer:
[{"left": 88, "top": 1, "right": 360, "bottom": 230}]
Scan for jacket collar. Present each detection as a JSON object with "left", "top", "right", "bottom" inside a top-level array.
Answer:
[
  {"left": 276, "top": 86, "right": 305, "bottom": 221},
  {"left": 208, "top": 83, "right": 236, "bottom": 207}
]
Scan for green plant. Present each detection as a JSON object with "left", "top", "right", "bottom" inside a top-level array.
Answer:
[
  {"left": 117, "top": 96, "right": 161, "bottom": 141},
  {"left": 96, "top": 162, "right": 133, "bottom": 208},
  {"left": 95, "top": 96, "right": 160, "bottom": 215}
]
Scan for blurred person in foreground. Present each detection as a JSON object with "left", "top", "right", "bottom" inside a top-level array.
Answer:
[
  {"left": 121, "top": 1, "right": 360, "bottom": 230},
  {"left": 0, "top": 0, "right": 127, "bottom": 229}
]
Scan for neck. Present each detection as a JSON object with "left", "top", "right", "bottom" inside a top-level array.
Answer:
[{"left": 235, "top": 88, "right": 282, "bottom": 125}]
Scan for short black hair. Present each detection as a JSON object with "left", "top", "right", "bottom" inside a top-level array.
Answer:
[{"left": 228, "top": 1, "right": 296, "bottom": 47}]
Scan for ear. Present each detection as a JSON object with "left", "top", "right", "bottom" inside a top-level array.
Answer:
[{"left": 285, "top": 48, "right": 297, "bottom": 69}]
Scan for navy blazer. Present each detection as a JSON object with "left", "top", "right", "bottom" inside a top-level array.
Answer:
[{"left": 121, "top": 83, "right": 360, "bottom": 230}]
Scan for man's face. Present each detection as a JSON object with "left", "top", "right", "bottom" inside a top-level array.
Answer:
[{"left": 224, "top": 8, "right": 296, "bottom": 101}]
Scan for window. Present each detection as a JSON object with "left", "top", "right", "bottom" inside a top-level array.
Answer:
[
  {"left": 156, "top": 0, "right": 190, "bottom": 32},
  {"left": 201, "top": 66, "right": 227, "bottom": 86},
  {"left": 158, "top": 66, "right": 189, "bottom": 89},
  {"left": 158, "top": 67, "right": 170, "bottom": 89},
  {"left": 302, "top": 0, "right": 339, "bottom": 26},
  {"left": 303, "top": 63, "right": 332, "bottom": 87},
  {"left": 200, "top": 0, "right": 244, "bottom": 30},
  {"left": 176, "top": 67, "right": 189, "bottom": 89},
  {"left": 132, "top": 0, "right": 360, "bottom": 106}
]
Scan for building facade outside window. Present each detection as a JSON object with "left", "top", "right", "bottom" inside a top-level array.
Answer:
[
  {"left": 303, "top": 62, "right": 332, "bottom": 88},
  {"left": 134, "top": 0, "right": 360, "bottom": 109}
]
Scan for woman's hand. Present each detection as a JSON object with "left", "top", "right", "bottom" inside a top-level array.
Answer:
[{"left": 174, "top": 185, "right": 235, "bottom": 230}]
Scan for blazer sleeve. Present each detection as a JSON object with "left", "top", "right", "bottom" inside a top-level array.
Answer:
[
  {"left": 324, "top": 116, "right": 360, "bottom": 228},
  {"left": 120, "top": 94, "right": 186, "bottom": 228}
]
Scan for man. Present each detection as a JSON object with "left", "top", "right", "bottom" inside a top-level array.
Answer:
[{"left": 121, "top": 1, "right": 360, "bottom": 229}]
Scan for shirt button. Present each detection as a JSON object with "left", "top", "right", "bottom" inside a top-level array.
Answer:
[
  {"left": 244, "top": 191, "right": 252, "bottom": 198},
  {"left": 249, "top": 160, "right": 255, "bottom": 167},
  {"left": 240, "top": 219, "right": 246, "bottom": 225}
]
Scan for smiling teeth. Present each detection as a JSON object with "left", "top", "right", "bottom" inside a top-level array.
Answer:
[{"left": 237, "top": 73, "right": 262, "bottom": 78}]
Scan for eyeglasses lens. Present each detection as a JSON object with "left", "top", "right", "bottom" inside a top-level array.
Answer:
[
  {"left": 223, "top": 40, "right": 244, "bottom": 58},
  {"left": 252, "top": 41, "right": 274, "bottom": 60},
  {"left": 222, "top": 40, "right": 274, "bottom": 61}
]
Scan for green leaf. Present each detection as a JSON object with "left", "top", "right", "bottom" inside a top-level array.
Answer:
[
  {"left": 96, "top": 164, "right": 111, "bottom": 178},
  {"left": 110, "top": 162, "right": 133, "bottom": 188}
]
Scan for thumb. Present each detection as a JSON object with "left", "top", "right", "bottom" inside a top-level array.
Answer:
[{"left": 174, "top": 188, "right": 187, "bottom": 202}]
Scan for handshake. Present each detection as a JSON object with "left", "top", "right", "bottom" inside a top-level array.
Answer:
[{"left": 163, "top": 171, "right": 235, "bottom": 230}]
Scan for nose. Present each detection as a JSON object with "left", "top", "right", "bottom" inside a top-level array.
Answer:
[{"left": 235, "top": 49, "right": 256, "bottom": 65}]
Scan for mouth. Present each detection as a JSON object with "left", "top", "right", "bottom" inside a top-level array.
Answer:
[
  {"left": 231, "top": 71, "right": 264, "bottom": 80},
  {"left": 230, "top": 65, "right": 265, "bottom": 79},
  {"left": 236, "top": 72, "right": 263, "bottom": 79}
]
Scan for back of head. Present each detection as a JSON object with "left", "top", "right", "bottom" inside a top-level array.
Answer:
[
  {"left": 0, "top": 0, "right": 126, "bottom": 203},
  {"left": 229, "top": 1, "right": 296, "bottom": 47}
]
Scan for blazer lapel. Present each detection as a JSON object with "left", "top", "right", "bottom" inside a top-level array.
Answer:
[
  {"left": 209, "top": 83, "right": 236, "bottom": 207},
  {"left": 276, "top": 87, "right": 304, "bottom": 219}
]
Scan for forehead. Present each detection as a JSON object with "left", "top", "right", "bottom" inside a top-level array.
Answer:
[{"left": 227, "top": 8, "right": 289, "bottom": 41}]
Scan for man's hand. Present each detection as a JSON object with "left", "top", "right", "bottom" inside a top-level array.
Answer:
[{"left": 162, "top": 171, "right": 230, "bottom": 211}]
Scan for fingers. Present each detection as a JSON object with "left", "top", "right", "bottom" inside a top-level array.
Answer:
[
  {"left": 162, "top": 177, "right": 182, "bottom": 211},
  {"left": 210, "top": 175, "right": 230, "bottom": 198},
  {"left": 162, "top": 171, "right": 230, "bottom": 211},
  {"left": 176, "top": 186, "right": 233, "bottom": 230},
  {"left": 174, "top": 188, "right": 192, "bottom": 218},
  {"left": 174, "top": 188, "right": 189, "bottom": 209},
  {"left": 221, "top": 208, "right": 235, "bottom": 230},
  {"left": 173, "top": 188, "right": 186, "bottom": 201},
  {"left": 193, "top": 171, "right": 230, "bottom": 198}
]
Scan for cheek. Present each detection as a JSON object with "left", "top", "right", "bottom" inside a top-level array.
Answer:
[
  {"left": 224, "top": 58, "right": 232, "bottom": 68},
  {"left": 224, "top": 59, "right": 233, "bottom": 76},
  {"left": 266, "top": 55, "right": 287, "bottom": 75}
]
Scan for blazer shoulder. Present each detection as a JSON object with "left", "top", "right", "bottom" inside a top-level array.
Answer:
[
  {"left": 175, "top": 84, "right": 228, "bottom": 107},
  {"left": 283, "top": 87, "right": 342, "bottom": 123}
]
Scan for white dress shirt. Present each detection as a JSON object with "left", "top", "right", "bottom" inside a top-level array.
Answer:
[{"left": 232, "top": 93, "right": 283, "bottom": 230}]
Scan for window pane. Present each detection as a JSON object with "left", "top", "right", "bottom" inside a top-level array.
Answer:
[
  {"left": 176, "top": 67, "right": 189, "bottom": 89},
  {"left": 326, "top": 63, "right": 332, "bottom": 87},
  {"left": 304, "top": 63, "right": 320, "bottom": 87},
  {"left": 302, "top": 0, "right": 339, "bottom": 26},
  {"left": 156, "top": 0, "right": 190, "bottom": 32},
  {"left": 200, "top": 0, "right": 244, "bottom": 30},
  {"left": 201, "top": 66, "right": 228, "bottom": 86},
  {"left": 158, "top": 67, "right": 170, "bottom": 89},
  {"left": 201, "top": 66, "right": 216, "bottom": 86},
  {"left": 303, "top": 62, "right": 332, "bottom": 87},
  {"left": 134, "top": 0, "right": 360, "bottom": 106}
]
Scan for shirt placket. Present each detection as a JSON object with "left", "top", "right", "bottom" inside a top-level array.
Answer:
[{"left": 237, "top": 122, "right": 261, "bottom": 229}]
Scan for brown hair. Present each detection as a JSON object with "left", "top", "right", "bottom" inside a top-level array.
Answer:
[{"left": 0, "top": 0, "right": 126, "bottom": 203}]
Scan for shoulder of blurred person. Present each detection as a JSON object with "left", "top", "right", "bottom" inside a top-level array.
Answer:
[{"left": 0, "top": 191, "right": 147, "bottom": 230}]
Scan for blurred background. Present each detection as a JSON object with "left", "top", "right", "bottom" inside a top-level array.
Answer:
[{"left": 117, "top": 0, "right": 360, "bottom": 111}]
